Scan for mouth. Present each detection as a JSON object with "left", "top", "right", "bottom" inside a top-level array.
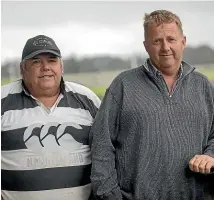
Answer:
[
  {"left": 39, "top": 75, "right": 54, "bottom": 79},
  {"left": 160, "top": 54, "right": 173, "bottom": 57}
]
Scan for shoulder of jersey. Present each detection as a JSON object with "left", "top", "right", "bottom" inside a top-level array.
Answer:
[
  {"left": 64, "top": 81, "right": 101, "bottom": 107},
  {"left": 1, "top": 80, "right": 22, "bottom": 99}
]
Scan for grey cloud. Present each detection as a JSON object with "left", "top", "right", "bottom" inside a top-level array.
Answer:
[{"left": 2, "top": 1, "right": 214, "bottom": 28}]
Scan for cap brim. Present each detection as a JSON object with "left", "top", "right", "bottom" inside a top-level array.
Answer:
[{"left": 23, "top": 50, "right": 61, "bottom": 60}]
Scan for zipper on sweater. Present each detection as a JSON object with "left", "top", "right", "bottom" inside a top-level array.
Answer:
[
  {"left": 167, "top": 74, "right": 187, "bottom": 98},
  {"left": 159, "top": 74, "right": 172, "bottom": 97},
  {"left": 153, "top": 72, "right": 185, "bottom": 98},
  {"left": 154, "top": 72, "right": 172, "bottom": 98}
]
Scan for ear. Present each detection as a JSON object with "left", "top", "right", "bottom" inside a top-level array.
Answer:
[
  {"left": 182, "top": 35, "right": 186, "bottom": 47},
  {"left": 61, "top": 64, "right": 64, "bottom": 74},
  {"left": 143, "top": 40, "right": 149, "bottom": 53}
]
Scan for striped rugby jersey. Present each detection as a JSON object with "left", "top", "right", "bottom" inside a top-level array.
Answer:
[{"left": 1, "top": 79, "right": 101, "bottom": 200}]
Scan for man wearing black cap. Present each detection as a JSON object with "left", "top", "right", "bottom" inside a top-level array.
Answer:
[
  {"left": 1, "top": 35, "right": 101, "bottom": 200},
  {"left": 20, "top": 35, "right": 63, "bottom": 105}
]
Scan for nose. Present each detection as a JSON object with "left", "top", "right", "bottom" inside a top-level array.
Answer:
[
  {"left": 40, "top": 60, "right": 50, "bottom": 71},
  {"left": 161, "top": 40, "right": 170, "bottom": 52}
]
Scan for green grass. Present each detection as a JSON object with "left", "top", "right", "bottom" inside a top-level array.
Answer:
[
  {"left": 1, "top": 78, "right": 13, "bottom": 86},
  {"left": 197, "top": 69, "right": 214, "bottom": 81},
  {"left": 88, "top": 86, "right": 107, "bottom": 99}
]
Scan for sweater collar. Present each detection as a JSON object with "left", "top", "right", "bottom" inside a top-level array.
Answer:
[{"left": 142, "top": 58, "right": 195, "bottom": 78}]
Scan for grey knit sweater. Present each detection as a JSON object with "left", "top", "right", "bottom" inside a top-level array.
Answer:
[{"left": 90, "top": 61, "right": 214, "bottom": 200}]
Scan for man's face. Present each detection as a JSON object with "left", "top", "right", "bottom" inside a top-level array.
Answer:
[
  {"left": 21, "top": 53, "right": 63, "bottom": 93},
  {"left": 144, "top": 21, "right": 186, "bottom": 73}
]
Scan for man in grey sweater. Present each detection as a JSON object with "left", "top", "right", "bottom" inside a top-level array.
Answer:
[{"left": 90, "top": 10, "right": 214, "bottom": 200}]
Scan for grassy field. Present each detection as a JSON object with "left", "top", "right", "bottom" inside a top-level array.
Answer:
[
  {"left": 197, "top": 69, "right": 214, "bottom": 81},
  {"left": 2, "top": 67, "right": 214, "bottom": 99}
]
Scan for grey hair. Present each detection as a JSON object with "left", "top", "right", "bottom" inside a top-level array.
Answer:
[
  {"left": 143, "top": 10, "right": 183, "bottom": 38},
  {"left": 20, "top": 59, "right": 27, "bottom": 71}
]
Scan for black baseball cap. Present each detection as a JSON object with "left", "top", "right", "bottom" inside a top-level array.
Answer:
[{"left": 21, "top": 35, "right": 61, "bottom": 60}]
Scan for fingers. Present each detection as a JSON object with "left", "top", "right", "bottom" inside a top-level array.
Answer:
[
  {"left": 189, "top": 156, "right": 198, "bottom": 172},
  {"left": 189, "top": 155, "right": 214, "bottom": 174},
  {"left": 205, "top": 162, "right": 213, "bottom": 174},
  {"left": 198, "top": 159, "right": 207, "bottom": 174}
]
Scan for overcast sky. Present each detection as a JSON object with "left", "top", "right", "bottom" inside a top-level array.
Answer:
[{"left": 1, "top": 1, "right": 214, "bottom": 64}]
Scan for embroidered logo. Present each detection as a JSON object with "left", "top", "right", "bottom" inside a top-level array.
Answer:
[{"left": 33, "top": 36, "right": 53, "bottom": 47}]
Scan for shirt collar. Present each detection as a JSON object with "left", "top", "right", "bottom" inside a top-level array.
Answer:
[{"left": 145, "top": 59, "right": 183, "bottom": 78}]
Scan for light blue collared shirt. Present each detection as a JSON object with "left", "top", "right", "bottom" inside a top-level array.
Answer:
[{"left": 144, "top": 59, "right": 183, "bottom": 95}]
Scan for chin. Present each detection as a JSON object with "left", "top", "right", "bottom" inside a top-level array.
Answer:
[
  {"left": 160, "top": 60, "right": 175, "bottom": 68},
  {"left": 40, "top": 83, "right": 57, "bottom": 90}
]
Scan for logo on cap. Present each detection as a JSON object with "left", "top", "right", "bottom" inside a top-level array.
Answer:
[{"left": 33, "top": 37, "right": 53, "bottom": 47}]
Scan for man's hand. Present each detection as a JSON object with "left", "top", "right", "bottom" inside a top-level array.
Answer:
[{"left": 189, "top": 155, "right": 214, "bottom": 174}]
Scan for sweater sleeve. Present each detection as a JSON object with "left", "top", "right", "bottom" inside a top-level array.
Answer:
[
  {"left": 203, "top": 122, "right": 214, "bottom": 158},
  {"left": 89, "top": 87, "right": 123, "bottom": 200},
  {"left": 203, "top": 83, "right": 214, "bottom": 158}
]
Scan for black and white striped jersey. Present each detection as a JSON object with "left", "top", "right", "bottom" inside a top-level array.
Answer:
[{"left": 1, "top": 79, "right": 101, "bottom": 200}]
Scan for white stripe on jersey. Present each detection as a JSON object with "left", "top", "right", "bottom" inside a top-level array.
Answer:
[
  {"left": 2, "top": 184, "right": 91, "bottom": 200},
  {"left": 65, "top": 81, "right": 101, "bottom": 108},
  {"left": 2, "top": 107, "right": 93, "bottom": 131},
  {"left": 2, "top": 146, "right": 91, "bottom": 170},
  {"left": 1, "top": 80, "right": 22, "bottom": 99}
]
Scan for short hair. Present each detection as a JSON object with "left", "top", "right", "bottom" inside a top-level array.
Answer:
[{"left": 143, "top": 10, "right": 183, "bottom": 37}]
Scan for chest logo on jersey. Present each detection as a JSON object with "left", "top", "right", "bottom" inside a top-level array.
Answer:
[{"left": 23, "top": 122, "right": 90, "bottom": 154}]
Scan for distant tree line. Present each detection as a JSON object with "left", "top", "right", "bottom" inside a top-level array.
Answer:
[
  {"left": 63, "top": 56, "right": 132, "bottom": 74},
  {"left": 183, "top": 45, "right": 214, "bottom": 65},
  {"left": 1, "top": 45, "right": 214, "bottom": 79}
]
